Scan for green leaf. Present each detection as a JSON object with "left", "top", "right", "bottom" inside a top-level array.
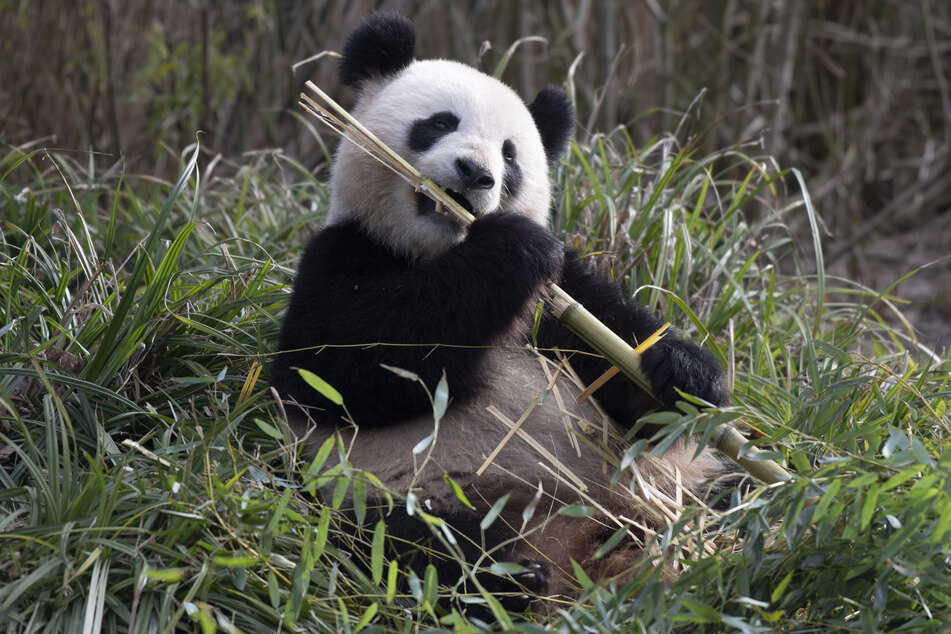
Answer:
[
  {"left": 812, "top": 478, "right": 842, "bottom": 524},
  {"left": 860, "top": 484, "right": 880, "bottom": 529},
  {"left": 213, "top": 556, "right": 257, "bottom": 567},
  {"left": 82, "top": 144, "right": 199, "bottom": 383},
  {"left": 331, "top": 473, "right": 350, "bottom": 509},
  {"left": 305, "top": 436, "right": 337, "bottom": 478},
  {"left": 934, "top": 502, "right": 951, "bottom": 545},
  {"left": 267, "top": 571, "right": 280, "bottom": 608},
  {"left": 569, "top": 558, "right": 593, "bottom": 591},
  {"left": 314, "top": 506, "right": 331, "bottom": 560},
  {"left": 521, "top": 483, "right": 543, "bottom": 527},
  {"left": 593, "top": 526, "right": 627, "bottom": 559},
  {"left": 297, "top": 368, "right": 343, "bottom": 405},
  {"left": 385, "top": 559, "right": 399, "bottom": 603},
  {"left": 770, "top": 572, "right": 793, "bottom": 604},
  {"left": 433, "top": 371, "right": 449, "bottom": 421},
  {"left": 489, "top": 562, "right": 526, "bottom": 576},
  {"left": 443, "top": 474, "right": 474, "bottom": 509},
  {"left": 557, "top": 504, "right": 595, "bottom": 517},
  {"left": 371, "top": 520, "right": 386, "bottom": 585},
  {"left": 813, "top": 339, "right": 852, "bottom": 365},
  {"left": 144, "top": 567, "right": 187, "bottom": 583},
  {"left": 254, "top": 418, "right": 283, "bottom": 440},
  {"left": 881, "top": 467, "right": 922, "bottom": 491},
  {"left": 353, "top": 473, "right": 367, "bottom": 525},
  {"left": 480, "top": 494, "right": 509, "bottom": 531},
  {"left": 679, "top": 598, "right": 722, "bottom": 623},
  {"left": 412, "top": 431, "right": 435, "bottom": 455},
  {"left": 353, "top": 601, "right": 378, "bottom": 633},
  {"left": 422, "top": 564, "right": 439, "bottom": 610},
  {"left": 380, "top": 364, "right": 419, "bottom": 381}
]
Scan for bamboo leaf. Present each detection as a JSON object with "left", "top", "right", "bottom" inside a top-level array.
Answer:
[
  {"left": 254, "top": 418, "right": 283, "bottom": 440},
  {"left": 557, "top": 504, "right": 595, "bottom": 517},
  {"left": 770, "top": 572, "right": 793, "bottom": 604},
  {"left": 412, "top": 431, "right": 435, "bottom": 455},
  {"left": 353, "top": 601, "right": 378, "bottom": 633},
  {"left": 432, "top": 371, "right": 449, "bottom": 422},
  {"left": 386, "top": 559, "right": 399, "bottom": 603},
  {"left": 593, "top": 526, "right": 627, "bottom": 559},
  {"left": 443, "top": 473, "right": 474, "bottom": 509},
  {"left": 480, "top": 494, "right": 509, "bottom": 531},
  {"left": 297, "top": 368, "right": 344, "bottom": 405},
  {"left": 353, "top": 473, "right": 367, "bottom": 525},
  {"left": 371, "top": 520, "right": 386, "bottom": 585}
]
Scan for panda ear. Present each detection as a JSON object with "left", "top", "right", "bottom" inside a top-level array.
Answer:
[
  {"left": 528, "top": 85, "right": 575, "bottom": 169},
  {"left": 339, "top": 12, "right": 416, "bottom": 92}
]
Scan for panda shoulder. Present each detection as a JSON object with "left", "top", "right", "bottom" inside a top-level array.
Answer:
[{"left": 296, "top": 221, "right": 389, "bottom": 276}]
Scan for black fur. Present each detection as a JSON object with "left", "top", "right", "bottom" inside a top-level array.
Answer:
[
  {"left": 339, "top": 12, "right": 416, "bottom": 90},
  {"left": 501, "top": 139, "right": 523, "bottom": 200},
  {"left": 528, "top": 85, "right": 575, "bottom": 168},
  {"left": 353, "top": 504, "right": 551, "bottom": 617},
  {"left": 408, "top": 111, "right": 460, "bottom": 153},
  {"left": 536, "top": 251, "right": 730, "bottom": 436},
  {"left": 272, "top": 212, "right": 564, "bottom": 425},
  {"left": 272, "top": 216, "right": 728, "bottom": 429}
]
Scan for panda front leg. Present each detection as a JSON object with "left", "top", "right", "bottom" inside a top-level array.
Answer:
[
  {"left": 357, "top": 210, "right": 565, "bottom": 419},
  {"left": 275, "top": 210, "right": 564, "bottom": 427},
  {"left": 537, "top": 249, "right": 730, "bottom": 435},
  {"left": 368, "top": 504, "right": 552, "bottom": 616}
]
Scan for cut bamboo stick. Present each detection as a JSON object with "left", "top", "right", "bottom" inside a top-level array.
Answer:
[
  {"left": 548, "top": 285, "right": 792, "bottom": 484},
  {"left": 299, "top": 81, "right": 793, "bottom": 487}
]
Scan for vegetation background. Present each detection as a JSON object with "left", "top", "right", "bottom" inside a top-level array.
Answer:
[
  {"left": 2, "top": 1, "right": 950, "bottom": 632},
  {"left": 3, "top": 0, "right": 949, "bottom": 345}
]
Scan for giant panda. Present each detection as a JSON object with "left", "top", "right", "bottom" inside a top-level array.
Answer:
[{"left": 272, "top": 12, "right": 731, "bottom": 615}]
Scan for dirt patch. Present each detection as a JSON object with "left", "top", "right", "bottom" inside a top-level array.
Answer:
[{"left": 832, "top": 213, "right": 951, "bottom": 354}]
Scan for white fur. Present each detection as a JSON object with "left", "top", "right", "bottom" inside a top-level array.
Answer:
[{"left": 327, "top": 60, "right": 552, "bottom": 261}]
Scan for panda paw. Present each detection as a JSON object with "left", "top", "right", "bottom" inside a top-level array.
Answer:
[
  {"left": 478, "top": 559, "right": 552, "bottom": 613},
  {"left": 640, "top": 338, "right": 730, "bottom": 409},
  {"left": 466, "top": 211, "right": 564, "bottom": 283}
]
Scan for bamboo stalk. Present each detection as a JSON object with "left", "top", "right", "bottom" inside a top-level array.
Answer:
[
  {"left": 299, "top": 81, "right": 792, "bottom": 486},
  {"left": 549, "top": 285, "right": 792, "bottom": 484}
]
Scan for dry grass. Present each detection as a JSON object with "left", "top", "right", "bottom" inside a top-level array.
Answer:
[
  {"left": 4, "top": 1, "right": 947, "bottom": 344},
  {"left": 3, "top": 1, "right": 948, "bottom": 218}
]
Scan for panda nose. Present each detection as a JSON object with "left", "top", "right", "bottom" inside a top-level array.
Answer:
[{"left": 455, "top": 158, "right": 495, "bottom": 190}]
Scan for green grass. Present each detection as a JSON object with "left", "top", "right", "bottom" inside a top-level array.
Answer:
[{"left": 1, "top": 124, "right": 950, "bottom": 633}]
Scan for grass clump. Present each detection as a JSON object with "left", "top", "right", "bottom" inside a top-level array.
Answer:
[{"left": 1, "top": 116, "right": 950, "bottom": 633}]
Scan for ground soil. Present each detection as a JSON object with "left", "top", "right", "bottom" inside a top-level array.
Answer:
[{"left": 832, "top": 213, "right": 951, "bottom": 355}]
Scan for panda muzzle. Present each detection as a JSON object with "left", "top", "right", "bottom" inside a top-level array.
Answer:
[{"left": 415, "top": 189, "right": 476, "bottom": 219}]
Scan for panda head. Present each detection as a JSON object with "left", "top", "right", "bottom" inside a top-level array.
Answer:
[{"left": 326, "top": 13, "right": 575, "bottom": 260}]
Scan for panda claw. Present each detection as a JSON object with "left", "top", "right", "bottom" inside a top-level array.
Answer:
[{"left": 512, "top": 559, "right": 551, "bottom": 593}]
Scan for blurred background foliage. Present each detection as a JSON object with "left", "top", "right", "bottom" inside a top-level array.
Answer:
[{"left": 1, "top": 0, "right": 949, "bottom": 344}]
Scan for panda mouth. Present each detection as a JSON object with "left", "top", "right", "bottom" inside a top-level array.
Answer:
[{"left": 416, "top": 188, "right": 476, "bottom": 219}]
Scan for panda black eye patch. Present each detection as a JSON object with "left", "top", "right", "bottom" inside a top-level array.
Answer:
[
  {"left": 502, "top": 139, "right": 522, "bottom": 199},
  {"left": 408, "top": 111, "right": 460, "bottom": 153},
  {"left": 502, "top": 139, "right": 517, "bottom": 163}
]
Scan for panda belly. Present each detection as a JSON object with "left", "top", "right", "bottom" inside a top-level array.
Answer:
[
  {"left": 345, "top": 348, "right": 624, "bottom": 508},
  {"left": 313, "top": 347, "right": 719, "bottom": 593}
]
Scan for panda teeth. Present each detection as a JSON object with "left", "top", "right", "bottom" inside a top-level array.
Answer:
[
  {"left": 415, "top": 189, "right": 476, "bottom": 219},
  {"left": 445, "top": 188, "right": 475, "bottom": 215}
]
